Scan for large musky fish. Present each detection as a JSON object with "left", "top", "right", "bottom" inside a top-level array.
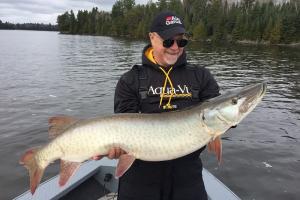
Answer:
[{"left": 20, "top": 82, "right": 266, "bottom": 194}]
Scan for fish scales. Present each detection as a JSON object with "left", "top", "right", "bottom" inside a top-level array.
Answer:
[
  {"left": 35, "top": 104, "right": 226, "bottom": 165},
  {"left": 20, "top": 82, "right": 267, "bottom": 194},
  {"left": 45, "top": 111, "right": 211, "bottom": 162}
]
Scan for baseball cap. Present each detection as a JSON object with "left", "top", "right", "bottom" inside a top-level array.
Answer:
[{"left": 150, "top": 11, "right": 186, "bottom": 40}]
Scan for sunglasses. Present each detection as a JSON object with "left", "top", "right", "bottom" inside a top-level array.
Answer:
[{"left": 163, "top": 38, "right": 188, "bottom": 48}]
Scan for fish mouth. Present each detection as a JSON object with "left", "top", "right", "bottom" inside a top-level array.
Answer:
[
  {"left": 242, "top": 82, "right": 266, "bottom": 96},
  {"left": 252, "top": 82, "right": 267, "bottom": 98},
  {"left": 261, "top": 82, "right": 267, "bottom": 96},
  {"left": 239, "top": 82, "right": 267, "bottom": 114},
  {"left": 255, "top": 82, "right": 267, "bottom": 97}
]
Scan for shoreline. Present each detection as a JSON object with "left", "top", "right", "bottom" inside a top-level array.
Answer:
[
  {"left": 2, "top": 29, "right": 300, "bottom": 48},
  {"left": 236, "top": 39, "right": 300, "bottom": 48}
]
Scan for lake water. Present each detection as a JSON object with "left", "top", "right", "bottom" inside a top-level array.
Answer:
[{"left": 0, "top": 30, "right": 299, "bottom": 200}]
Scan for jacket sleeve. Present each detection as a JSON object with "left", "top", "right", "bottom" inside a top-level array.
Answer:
[
  {"left": 197, "top": 67, "right": 220, "bottom": 101},
  {"left": 114, "top": 70, "right": 140, "bottom": 113}
]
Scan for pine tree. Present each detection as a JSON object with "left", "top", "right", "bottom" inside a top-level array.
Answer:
[
  {"left": 207, "top": 0, "right": 223, "bottom": 38},
  {"left": 57, "top": 12, "right": 70, "bottom": 33},
  {"left": 69, "top": 10, "right": 77, "bottom": 34},
  {"left": 226, "top": 4, "right": 238, "bottom": 36},
  {"left": 269, "top": 18, "right": 282, "bottom": 44},
  {"left": 232, "top": 14, "right": 244, "bottom": 41},
  {"left": 262, "top": 18, "right": 272, "bottom": 42},
  {"left": 112, "top": 1, "right": 125, "bottom": 35},
  {"left": 168, "top": 0, "right": 184, "bottom": 17},
  {"left": 88, "top": 7, "right": 97, "bottom": 35},
  {"left": 157, "top": 0, "right": 168, "bottom": 11},
  {"left": 193, "top": 21, "right": 207, "bottom": 41}
]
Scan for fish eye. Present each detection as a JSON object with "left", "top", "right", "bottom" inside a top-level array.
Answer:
[{"left": 232, "top": 98, "right": 238, "bottom": 105}]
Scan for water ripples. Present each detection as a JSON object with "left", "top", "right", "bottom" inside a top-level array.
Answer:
[{"left": 0, "top": 31, "right": 299, "bottom": 200}]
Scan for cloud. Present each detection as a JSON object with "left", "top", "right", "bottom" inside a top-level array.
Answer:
[{"left": 0, "top": 0, "right": 151, "bottom": 24}]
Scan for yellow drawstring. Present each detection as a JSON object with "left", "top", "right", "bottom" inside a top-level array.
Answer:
[
  {"left": 147, "top": 49, "right": 187, "bottom": 109},
  {"left": 159, "top": 66, "right": 176, "bottom": 109}
]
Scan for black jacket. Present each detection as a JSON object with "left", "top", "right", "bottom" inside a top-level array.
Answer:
[{"left": 114, "top": 45, "right": 219, "bottom": 200}]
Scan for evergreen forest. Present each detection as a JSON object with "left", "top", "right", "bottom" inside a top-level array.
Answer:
[
  {"left": 57, "top": 0, "right": 300, "bottom": 44},
  {"left": 0, "top": 20, "right": 58, "bottom": 31}
]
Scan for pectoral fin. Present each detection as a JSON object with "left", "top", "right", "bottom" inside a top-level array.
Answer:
[
  {"left": 115, "top": 154, "right": 135, "bottom": 178},
  {"left": 207, "top": 136, "right": 222, "bottom": 164},
  {"left": 59, "top": 160, "right": 81, "bottom": 187}
]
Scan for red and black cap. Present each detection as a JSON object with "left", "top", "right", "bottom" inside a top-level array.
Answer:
[{"left": 150, "top": 11, "right": 186, "bottom": 40}]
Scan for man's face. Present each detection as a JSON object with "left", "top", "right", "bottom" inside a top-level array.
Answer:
[{"left": 149, "top": 32, "right": 186, "bottom": 67}]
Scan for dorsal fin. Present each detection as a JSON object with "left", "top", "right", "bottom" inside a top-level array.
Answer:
[{"left": 48, "top": 116, "right": 79, "bottom": 139}]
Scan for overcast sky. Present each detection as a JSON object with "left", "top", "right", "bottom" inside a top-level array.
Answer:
[{"left": 0, "top": 0, "right": 151, "bottom": 24}]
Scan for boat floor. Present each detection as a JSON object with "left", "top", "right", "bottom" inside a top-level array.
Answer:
[
  {"left": 14, "top": 159, "right": 240, "bottom": 200},
  {"left": 60, "top": 177, "right": 110, "bottom": 200}
]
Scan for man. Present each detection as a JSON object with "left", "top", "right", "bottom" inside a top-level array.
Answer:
[{"left": 111, "top": 11, "right": 219, "bottom": 200}]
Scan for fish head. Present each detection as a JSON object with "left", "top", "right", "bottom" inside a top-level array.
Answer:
[{"left": 202, "top": 82, "right": 267, "bottom": 136}]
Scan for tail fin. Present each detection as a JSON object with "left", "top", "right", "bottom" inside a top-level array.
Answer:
[{"left": 19, "top": 148, "right": 45, "bottom": 194}]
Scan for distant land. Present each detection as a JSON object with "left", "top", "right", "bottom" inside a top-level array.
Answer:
[
  {"left": 225, "top": 0, "right": 291, "bottom": 4},
  {"left": 0, "top": 20, "right": 58, "bottom": 31}
]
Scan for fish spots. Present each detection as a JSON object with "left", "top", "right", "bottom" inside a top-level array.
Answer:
[{"left": 281, "top": 135, "right": 297, "bottom": 141}]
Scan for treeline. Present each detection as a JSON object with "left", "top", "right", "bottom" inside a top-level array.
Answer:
[
  {"left": 57, "top": 0, "right": 300, "bottom": 44},
  {"left": 0, "top": 20, "right": 58, "bottom": 31}
]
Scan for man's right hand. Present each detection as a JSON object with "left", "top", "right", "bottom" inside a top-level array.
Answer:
[{"left": 92, "top": 147, "right": 126, "bottom": 160}]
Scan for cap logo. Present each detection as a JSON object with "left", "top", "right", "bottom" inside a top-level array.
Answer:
[{"left": 165, "top": 16, "right": 182, "bottom": 26}]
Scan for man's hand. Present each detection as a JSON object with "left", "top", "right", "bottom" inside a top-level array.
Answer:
[{"left": 92, "top": 147, "right": 126, "bottom": 160}]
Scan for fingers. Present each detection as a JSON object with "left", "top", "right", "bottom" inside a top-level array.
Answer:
[
  {"left": 92, "top": 148, "right": 126, "bottom": 160},
  {"left": 107, "top": 147, "right": 126, "bottom": 159},
  {"left": 107, "top": 147, "right": 119, "bottom": 159},
  {"left": 120, "top": 149, "right": 126, "bottom": 155},
  {"left": 92, "top": 155, "right": 104, "bottom": 160}
]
